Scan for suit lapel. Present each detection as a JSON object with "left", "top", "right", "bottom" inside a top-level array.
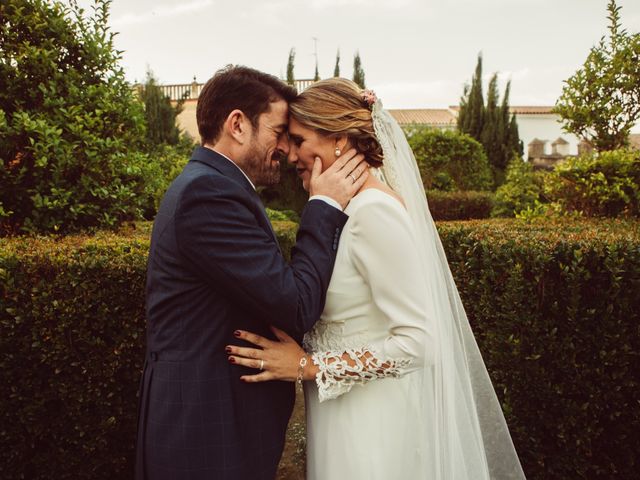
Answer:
[{"left": 188, "top": 146, "right": 279, "bottom": 246}]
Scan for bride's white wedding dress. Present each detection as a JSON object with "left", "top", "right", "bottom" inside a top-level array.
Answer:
[
  {"left": 302, "top": 97, "right": 525, "bottom": 480},
  {"left": 304, "top": 188, "right": 433, "bottom": 480}
]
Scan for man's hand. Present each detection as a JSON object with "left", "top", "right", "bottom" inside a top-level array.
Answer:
[{"left": 309, "top": 149, "right": 369, "bottom": 210}]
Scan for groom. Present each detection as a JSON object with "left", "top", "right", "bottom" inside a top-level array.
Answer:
[{"left": 136, "top": 65, "right": 368, "bottom": 479}]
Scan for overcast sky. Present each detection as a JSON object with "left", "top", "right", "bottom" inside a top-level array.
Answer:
[{"left": 77, "top": 0, "right": 640, "bottom": 116}]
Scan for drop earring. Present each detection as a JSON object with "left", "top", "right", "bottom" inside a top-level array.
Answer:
[{"left": 334, "top": 146, "right": 341, "bottom": 157}]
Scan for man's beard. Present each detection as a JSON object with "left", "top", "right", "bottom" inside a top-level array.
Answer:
[{"left": 245, "top": 137, "right": 282, "bottom": 187}]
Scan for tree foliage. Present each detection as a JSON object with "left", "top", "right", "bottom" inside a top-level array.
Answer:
[
  {"left": 333, "top": 49, "right": 340, "bottom": 77},
  {"left": 352, "top": 51, "right": 366, "bottom": 88},
  {"left": 286, "top": 48, "right": 295, "bottom": 86},
  {"left": 139, "top": 70, "right": 184, "bottom": 146},
  {"left": 544, "top": 149, "right": 640, "bottom": 217},
  {"left": 0, "top": 0, "right": 153, "bottom": 234},
  {"left": 554, "top": 0, "right": 640, "bottom": 151},
  {"left": 458, "top": 53, "right": 522, "bottom": 186},
  {"left": 406, "top": 127, "right": 493, "bottom": 191},
  {"left": 457, "top": 54, "right": 484, "bottom": 139},
  {"left": 492, "top": 157, "right": 546, "bottom": 217}
]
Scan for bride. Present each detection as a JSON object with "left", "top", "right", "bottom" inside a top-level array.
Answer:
[{"left": 227, "top": 78, "right": 526, "bottom": 480}]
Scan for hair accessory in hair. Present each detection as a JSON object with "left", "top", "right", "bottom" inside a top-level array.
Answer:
[{"left": 361, "top": 89, "right": 378, "bottom": 109}]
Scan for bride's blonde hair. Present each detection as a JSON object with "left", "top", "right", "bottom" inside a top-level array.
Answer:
[{"left": 289, "top": 78, "right": 384, "bottom": 167}]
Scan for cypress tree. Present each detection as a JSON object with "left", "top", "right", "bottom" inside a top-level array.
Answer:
[
  {"left": 501, "top": 81, "right": 523, "bottom": 160},
  {"left": 481, "top": 74, "right": 501, "bottom": 176},
  {"left": 458, "top": 54, "right": 522, "bottom": 187},
  {"left": 458, "top": 53, "right": 484, "bottom": 139},
  {"left": 510, "top": 116, "right": 523, "bottom": 157},
  {"left": 140, "top": 70, "right": 183, "bottom": 146},
  {"left": 334, "top": 49, "right": 340, "bottom": 77},
  {"left": 286, "top": 48, "right": 295, "bottom": 86},
  {"left": 314, "top": 62, "right": 320, "bottom": 81},
  {"left": 352, "top": 51, "right": 366, "bottom": 88}
]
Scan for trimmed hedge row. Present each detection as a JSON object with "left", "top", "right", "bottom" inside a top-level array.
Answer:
[
  {"left": 0, "top": 221, "right": 297, "bottom": 479},
  {"left": 439, "top": 219, "right": 640, "bottom": 479},
  {"left": 426, "top": 190, "right": 495, "bottom": 220},
  {"left": 1, "top": 219, "right": 639, "bottom": 479}
]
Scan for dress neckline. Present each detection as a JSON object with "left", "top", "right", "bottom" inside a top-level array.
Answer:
[{"left": 352, "top": 188, "right": 408, "bottom": 212}]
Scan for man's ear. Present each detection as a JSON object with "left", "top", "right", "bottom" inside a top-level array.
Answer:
[{"left": 225, "top": 109, "right": 250, "bottom": 145}]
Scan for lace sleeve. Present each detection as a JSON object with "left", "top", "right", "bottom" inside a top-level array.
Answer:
[{"left": 311, "top": 347, "right": 413, "bottom": 402}]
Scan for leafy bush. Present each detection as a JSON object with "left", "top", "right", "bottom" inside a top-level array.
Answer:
[
  {"left": 427, "top": 190, "right": 494, "bottom": 220},
  {"left": 259, "top": 159, "right": 309, "bottom": 215},
  {"left": 492, "top": 157, "right": 546, "bottom": 217},
  {"left": 544, "top": 149, "right": 640, "bottom": 217},
  {"left": 406, "top": 127, "right": 493, "bottom": 191},
  {"left": 139, "top": 138, "right": 194, "bottom": 217},
  {"left": 0, "top": 0, "right": 153, "bottom": 234},
  {"left": 266, "top": 208, "right": 301, "bottom": 224}
]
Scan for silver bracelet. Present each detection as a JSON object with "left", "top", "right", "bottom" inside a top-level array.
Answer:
[{"left": 297, "top": 355, "right": 308, "bottom": 387}]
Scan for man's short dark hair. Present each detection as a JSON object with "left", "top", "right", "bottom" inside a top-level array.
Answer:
[{"left": 196, "top": 65, "right": 298, "bottom": 145}]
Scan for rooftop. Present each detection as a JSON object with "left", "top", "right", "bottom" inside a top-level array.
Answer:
[
  {"left": 449, "top": 105, "right": 555, "bottom": 115},
  {"left": 388, "top": 109, "right": 457, "bottom": 126}
]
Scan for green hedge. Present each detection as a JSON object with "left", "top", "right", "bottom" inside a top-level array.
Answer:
[
  {"left": 1, "top": 219, "right": 639, "bottom": 479},
  {"left": 438, "top": 219, "right": 640, "bottom": 479},
  {"left": 0, "top": 221, "right": 297, "bottom": 479},
  {"left": 405, "top": 127, "right": 494, "bottom": 191},
  {"left": 427, "top": 190, "right": 494, "bottom": 220}
]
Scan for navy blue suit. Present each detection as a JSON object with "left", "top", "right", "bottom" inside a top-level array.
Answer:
[{"left": 136, "top": 146, "right": 347, "bottom": 479}]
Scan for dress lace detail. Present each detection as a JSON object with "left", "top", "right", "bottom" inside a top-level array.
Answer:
[
  {"left": 304, "top": 320, "right": 367, "bottom": 352},
  {"left": 311, "top": 347, "right": 413, "bottom": 402},
  {"left": 371, "top": 100, "right": 401, "bottom": 192}
]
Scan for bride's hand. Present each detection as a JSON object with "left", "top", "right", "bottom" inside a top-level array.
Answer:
[{"left": 227, "top": 326, "right": 306, "bottom": 382}]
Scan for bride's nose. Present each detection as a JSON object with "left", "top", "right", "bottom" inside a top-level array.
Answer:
[{"left": 287, "top": 145, "right": 299, "bottom": 165}]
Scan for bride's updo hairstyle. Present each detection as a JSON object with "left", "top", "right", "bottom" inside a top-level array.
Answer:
[{"left": 289, "top": 78, "right": 384, "bottom": 167}]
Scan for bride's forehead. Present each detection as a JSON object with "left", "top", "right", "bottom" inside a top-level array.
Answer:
[{"left": 287, "top": 118, "right": 307, "bottom": 134}]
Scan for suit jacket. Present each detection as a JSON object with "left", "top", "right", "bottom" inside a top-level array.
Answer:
[{"left": 135, "top": 146, "right": 347, "bottom": 479}]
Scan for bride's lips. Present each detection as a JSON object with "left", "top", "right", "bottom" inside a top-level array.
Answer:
[{"left": 296, "top": 168, "right": 306, "bottom": 176}]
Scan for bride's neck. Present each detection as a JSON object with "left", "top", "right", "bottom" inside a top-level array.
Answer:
[{"left": 357, "top": 168, "right": 383, "bottom": 194}]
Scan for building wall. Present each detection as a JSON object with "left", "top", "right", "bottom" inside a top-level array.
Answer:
[
  {"left": 515, "top": 114, "right": 580, "bottom": 156},
  {"left": 176, "top": 100, "right": 199, "bottom": 141}
]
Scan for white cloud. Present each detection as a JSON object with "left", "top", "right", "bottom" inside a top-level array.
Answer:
[{"left": 112, "top": 0, "right": 214, "bottom": 27}]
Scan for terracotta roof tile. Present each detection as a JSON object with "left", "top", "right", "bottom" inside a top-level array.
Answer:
[
  {"left": 388, "top": 109, "right": 457, "bottom": 126},
  {"left": 448, "top": 105, "right": 555, "bottom": 115}
]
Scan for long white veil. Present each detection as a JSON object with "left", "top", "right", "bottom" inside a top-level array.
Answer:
[{"left": 370, "top": 99, "right": 526, "bottom": 479}]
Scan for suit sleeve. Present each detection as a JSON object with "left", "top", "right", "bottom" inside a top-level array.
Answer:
[{"left": 174, "top": 175, "right": 348, "bottom": 337}]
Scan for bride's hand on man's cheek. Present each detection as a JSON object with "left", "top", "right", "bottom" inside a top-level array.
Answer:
[{"left": 226, "top": 326, "right": 304, "bottom": 383}]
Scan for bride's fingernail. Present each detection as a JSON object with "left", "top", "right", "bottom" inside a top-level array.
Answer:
[
  {"left": 225, "top": 346, "right": 232, "bottom": 353},
  {"left": 228, "top": 357, "right": 236, "bottom": 363},
  {"left": 234, "top": 330, "right": 241, "bottom": 337}
]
